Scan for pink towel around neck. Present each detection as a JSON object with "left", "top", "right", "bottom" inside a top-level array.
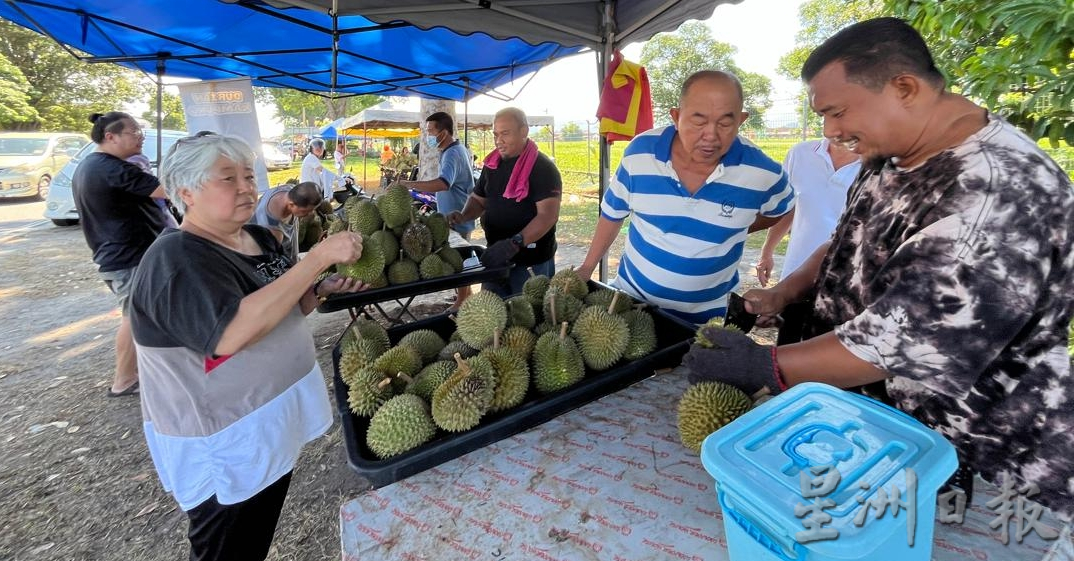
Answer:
[{"left": 484, "top": 138, "right": 538, "bottom": 202}]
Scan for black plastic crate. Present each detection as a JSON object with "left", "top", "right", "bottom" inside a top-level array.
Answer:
[
  {"left": 317, "top": 245, "right": 510, "bottom": 313},
  {"left": 331, "top": 294, "right": 696, "bottom": 489}
]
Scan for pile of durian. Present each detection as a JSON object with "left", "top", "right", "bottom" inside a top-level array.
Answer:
[
  {"left": 338, "top": 269, "right": 661, "bottom": 459},
  {"left": 319, "top": 183, "right": 469, "bottom": 288}
]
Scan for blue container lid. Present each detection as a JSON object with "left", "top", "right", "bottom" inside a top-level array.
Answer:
[{"left": 701, "top": 382, "right": 957, "bottom": 559}]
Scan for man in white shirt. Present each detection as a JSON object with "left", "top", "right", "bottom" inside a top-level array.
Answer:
[
  {"left": 300, "top": 138, "right": 336, "bottom": 201},
  {"left": 755, "top": 138, "right": 860, "bottom": 343}
]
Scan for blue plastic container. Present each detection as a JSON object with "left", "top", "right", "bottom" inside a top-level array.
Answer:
[{"left": 701, "top": 382, "right": 957, "bottom": 561}]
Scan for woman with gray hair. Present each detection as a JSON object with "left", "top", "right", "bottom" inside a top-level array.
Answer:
[{"left": 127, "top": 133, "right": 365, "bottom": 561}]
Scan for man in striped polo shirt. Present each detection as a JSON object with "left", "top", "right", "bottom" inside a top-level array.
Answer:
[{"left": 577, "top": 70, "right": 795, "bottom": 325}]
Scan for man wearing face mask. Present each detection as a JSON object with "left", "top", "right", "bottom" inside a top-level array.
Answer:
[{"left": 576, "top": 70, "right": 794, "bottom": 325}]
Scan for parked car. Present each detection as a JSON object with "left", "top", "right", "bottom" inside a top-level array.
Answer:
[
  {"left": 0, "top": 132, "right": 91, "bottom": 200},
  {"left": 44, "top": 129, "right": 187, "bottom": 226},
  {"left": 261, "top": 142, "right": 292, "bottom": 171}
]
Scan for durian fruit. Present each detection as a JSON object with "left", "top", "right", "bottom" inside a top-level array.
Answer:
[
  {"left": 437, "top": 245, "right": 464, "bottom": 273},
  {"left": 571, "top": 293, "right": 630, "bottom": 371},
  {"left": 543, "top": 286, "right": 584, "bottom": 325},
  {"left": 533, "top": 321, "right": 556, "bottom": 337},
  {"left": 351, "top": 317, "right": 391, "bottom": 351},
  {"left": 482, "top": 330, "right": 530, "bottom": 412},
  {"left": 621, "top": 309, "right": 658, "bottom": 360},
  {"left": 367, "top": 272, "right": 389, "bottom": 289},
  {"left": 505, "top": 296, "right": 536, "bottom": 330},
  {"left": 677, "top": 381, "right": 751, "bottom": 454},
  {"left": 425, "top": 213, "right": 450, "bottom": 247},
  {"left": 584, "top": 288, "right": 634, "bottom": 314},
  {"left": 370, "top": 229, "right": 399, "bottom": 266},
  {"left": 366, "top": 394, "right": 437, "bottom": 459},
  {"left": 693, "top": 317, "right": 744, "bottom": 348},
  {"left": 348, "top": 198, "right": 383, "bottom": 235},
  {"left": 391, "top": 222, "right": 408, "bottom": 238},
  {"left": 438, "top": 340, "right": 479, "bottom": 362},
  {"left": 402, "top": 219, "right": 433, "bottom": 262},
  {"left": 371, "top": 345, "right": 423, "bottom": 380},
  {"left": 532, "top": 322, "right": 585, "bottom": 394},
  {"left": 549, "top": 267, "right": 588, "bottom": 300},
  {"left": 339, "top": 319, "right": 390, "bottom": 384},
  {"left": 455, "top": 290, "right": 507, "bottom": 349},
  {"left": 397, "top": 329, "right": 446, "bottom": 364},
  {"left": 326, "top": 215, "right": 346, "bottom": 235},
  {"left": 347, "top": 367, "right": 395, "bottom": 417},
  {"left": 405, "top": 360, "right": 456, "bottom": 402},
  {"left": 431, "top": 354, "right": 496, "bottom": 432},
  {"left": 376, "top": 183, "right": 413, "bottom": 229},
  {"left": 387, "top": 252, "right": 420, "bottom": 285},
  {"left": 337, "top": 233, "right": 386, "bottom": 284},
  {"left": 501, "top": 325, "right": 537, "bottom": 359},
  {"left": 342, "top": 194, "right": 363, "bottom": 221},
  {"left": 522, "top": 271, "right": 551, "bottom": 307},
  {"left": 419, "top": 254, "right": 450, "bottom": 280}
]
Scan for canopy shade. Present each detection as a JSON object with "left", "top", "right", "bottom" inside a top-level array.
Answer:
[
  {"left": 0, "top": 0, "right": 585, "bottom": 101},
  {"left": 277, "top": 0, "right": 738, "bottom": 51}
]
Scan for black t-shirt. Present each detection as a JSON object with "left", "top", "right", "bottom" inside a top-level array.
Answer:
[
  {"left": 474, "top": 152, "right": 562, "bottom": 266},
  {"left": 129, "top": 225, "right": 291, "bottom": 355},
  {"left": 72, "top": 152, "right": 165, "bottom": 272}
]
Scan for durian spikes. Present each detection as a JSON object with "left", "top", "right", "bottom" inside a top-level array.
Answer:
[
  {"left": 558, "top": 321, "right": 569, "bottom": 340},
  {"left": 607, "top": 292, "right": 621, "bottom": 314}
]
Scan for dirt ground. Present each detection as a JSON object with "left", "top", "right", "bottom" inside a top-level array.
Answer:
[{"left": 0, "top": 199, "right": 775, "bottom": 561}]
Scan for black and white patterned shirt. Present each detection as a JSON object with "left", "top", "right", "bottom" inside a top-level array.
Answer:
[{"left": 810, "top": 115, "right": 1074, "bottom": 516}]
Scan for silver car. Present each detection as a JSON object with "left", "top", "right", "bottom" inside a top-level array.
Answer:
[
  {"left": 0, "top": 132, "right": 90, "bottom": 200},
  {"left": 44, "top": 129, "right": 187, "bottom": 226}
]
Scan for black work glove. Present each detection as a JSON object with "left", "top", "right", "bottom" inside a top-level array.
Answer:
[
  {"left": 682, "top": 325, "right": 787, "bottom": 396},
  {"left": 480, "top": 239, "right": 519, "bottom": 268}
]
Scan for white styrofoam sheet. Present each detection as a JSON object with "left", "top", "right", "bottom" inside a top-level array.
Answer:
[{"left": 340, "top": 372, "right": 1072, "bottom": 561}]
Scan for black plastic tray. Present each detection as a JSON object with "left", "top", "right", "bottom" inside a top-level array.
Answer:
[
  {"left": 331, "top": 299, "right": 696, "bottom": 489},
  {"left": 317, "top": 245, "right": 510, "bottom": 313}
]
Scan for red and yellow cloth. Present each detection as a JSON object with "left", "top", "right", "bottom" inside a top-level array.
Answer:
[{"left": 596, "top": 52, "right": 654, "bottom": 143}]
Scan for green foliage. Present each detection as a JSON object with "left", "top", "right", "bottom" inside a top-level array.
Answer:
[
  {"left": 0, "top": 20, "right": 146, "bottom": 132},
  {"left": 639, "top": 21, "right": 772, "bottom": 127},
  {"left": 0, "top": 53, "right": 38, "bottom": 128},
  {"left": 141, "top": 91, "right": 186, "bottom": 131},
  {"left": 254, "top": 87, "right": 382, "bottom": 127},
  {"left": 887, "top": 0, "right": 1074, "bottom": 145},
  {"left": 560, "top": 121, "right": 583, "bottom": 139}
]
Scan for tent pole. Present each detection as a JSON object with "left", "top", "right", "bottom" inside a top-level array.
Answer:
[
  {"left": 550, "top": 119, "right": 556, "bottom": 161},
  {"left": 463, "top": 78, "right": 470, "bottom": 149},
  {"left": 596, "top": 1, "right": 615, "bottom": 283},
  {"left": 363, "top": 123, "right": 368, "bottom": 188},
  {"left": 156, "top": 57, "right": 165, "bottom": 168}
]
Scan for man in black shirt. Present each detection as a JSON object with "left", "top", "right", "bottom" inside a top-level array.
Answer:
[
  {"left": 447, "top": 107, "right": 562, "bottom": 297},
  {"left": 73, "top": 111, "right": 167, "bottom": 397}
]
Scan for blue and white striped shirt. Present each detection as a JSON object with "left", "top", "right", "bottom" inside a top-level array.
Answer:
[{"left": 602, "top": 126, "right": 794, "bottom": 325}]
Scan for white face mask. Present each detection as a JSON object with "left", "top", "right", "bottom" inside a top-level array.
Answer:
[{"left": 425, "top": 133, "right": 440, "bottom": 150}]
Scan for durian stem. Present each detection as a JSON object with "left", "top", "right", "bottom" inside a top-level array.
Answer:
[
  {"left": 527, "top": 268, "right": 535, "bottom": 279},
  {"left": 558, "top": 321, "right": 568, "bottom": 340},
  {"left": 550, "top": 291, "right": 558, "bottom": 325},
  {"left": 452, "top": 352, "right": 472, "bottom": 376},
  {"left": 376, "top": 377, "right": 393, "bottom": 390},
  {"left": 493, "top": 328, "right": 501, "bottom": 350},
  {"left": 608, "top": 291, "right": 621, "bottom": 314},
  {"left": 395, "top": 371, "right": 413, "bottom": 384}
]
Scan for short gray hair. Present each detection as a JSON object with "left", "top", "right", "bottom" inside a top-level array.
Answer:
[
  {"left": 160, "top": 134, "right": 256, "bottom": 214},
  {"left": 494, "top": 107, "right": 528, "bottom": 132}
]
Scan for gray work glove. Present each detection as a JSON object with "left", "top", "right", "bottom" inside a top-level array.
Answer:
[{"left": 682, "top": 325, "right": 786, "bottom": 396}]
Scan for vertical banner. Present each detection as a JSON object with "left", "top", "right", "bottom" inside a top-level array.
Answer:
[{"left": 177, "top": 78, "right": 270, "bottom": 193}]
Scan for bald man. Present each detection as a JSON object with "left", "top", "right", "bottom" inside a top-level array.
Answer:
[{"left": 577, "top": 70, "right": 795, "bottom": 325}]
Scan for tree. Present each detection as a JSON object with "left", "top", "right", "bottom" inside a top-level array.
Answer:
[
  {"left": 560, "top": 121, "right": 583, "bottom": 140},
  {"left": 887, "top": 0, "right": 1074, "bottom": 145},
  {"left": 142, "top": 91, "right": 186, "bottom": 130},
  {"left": 0, "top": 20, "right": 146, "bottom": 132},
  {"left": 254, "top": 87, "right": 382, "bottom": 127},
  {"left": 776, "top": 0, "right": 890, "bottom": 136},
  {"left": 640, "top": 21, "right": 772, "bottom": 128},
  {"left": 0, "top": 53, "right": 38, "bottom": 129}
]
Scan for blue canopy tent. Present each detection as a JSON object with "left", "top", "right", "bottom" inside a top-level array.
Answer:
[
  {"left": 317, "top": 118, "right": 345, "bottom": 140},
  {"left": 0, "top": 0, "right": 584, "bottom": 160}
]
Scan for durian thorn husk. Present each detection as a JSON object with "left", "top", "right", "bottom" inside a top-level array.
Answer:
[
  {"left": 395, "top": 371, "right": 414, "bottom": 384},
  {"left": 558, "top": 321, "right": 569, "bottom": 340},
  {"left": 452, "top": 352, "right": 472, "bottom": 375},
  {"left": 607, "top": 291, "right": 621, "bottom": 314},
  {"left": 376, "top": 377, "right": 393, "bottom": 390}
]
